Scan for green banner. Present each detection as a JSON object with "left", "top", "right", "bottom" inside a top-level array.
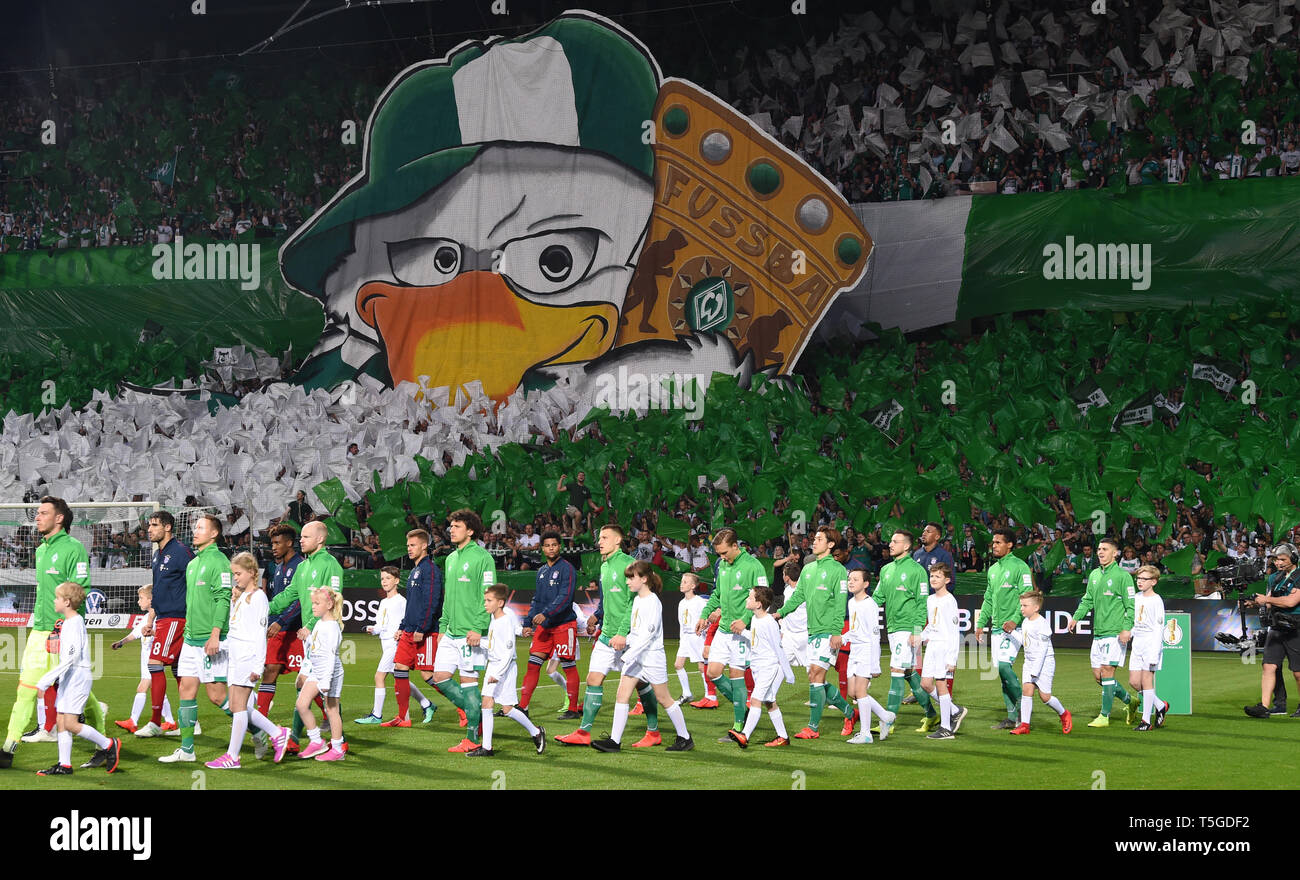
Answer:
[
  {"left": 957, "top": 178, "right": 1300, "bottom": 319},
  {"left": 1160, "top": 612, "right": 1193, "bottom": 715}
]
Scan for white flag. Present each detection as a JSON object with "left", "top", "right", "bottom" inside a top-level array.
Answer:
[
  {"left": 1142, "top": 39, "right": 1163, "bottom": 69},
  {"left": 1106, "top": 46, "right": 1132, "bottom": 75},
  {"left": 781, "top": 115, "right": 804, "bottom": 139}
]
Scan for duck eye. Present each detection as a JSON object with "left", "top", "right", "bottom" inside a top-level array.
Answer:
[
  {"left": 539, "top": 245, "right": 573, "bottom": 282},
  {"left": 498, "top": 229, "right": 597, "bottom": 295},
  {"left": 386, "top": 237, "right": 461, "bottom": 286}
]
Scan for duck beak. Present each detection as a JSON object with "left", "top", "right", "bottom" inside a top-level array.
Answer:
[{"left": 356, "top": 272, "right": 618, "bottom": 400}]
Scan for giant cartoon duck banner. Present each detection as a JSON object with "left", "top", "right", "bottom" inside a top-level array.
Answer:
[{"left": 280, "top": 10, "right": 870, "bottom": 411}]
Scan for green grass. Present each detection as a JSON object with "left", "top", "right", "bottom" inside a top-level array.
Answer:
[{"left": 0, "top": 636, "right": 1295, "bottom": 789}]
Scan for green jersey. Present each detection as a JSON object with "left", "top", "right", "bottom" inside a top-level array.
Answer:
[
  {"left": 702, "top": 549, "right": 765, "bottom": 628},
  {"left": 441, "top": 542, "right": 495, "bottom": 637},
  {"left": 778, "top": 555, "right": 848, "bottom": 637},
  {"left": 596, "top": 549, "right": 636, "bottom": 645},
  {"left": 33, "top": 530, "right": 91, "bottom": 631},
  {"left": 1071, "top": 562, "right": 1136, "bottom": 638},
  {"left": 183, "top": 543, "right": 231, "bottom": 646},
  {"left": 977, "top": 552, "right": 1034, "bottom": 631},
  {"left": 270, "top": 547, "right": 343, "bottom": 631},
  {"left": 876, "top": 555, "right": 928, "bottom": 634}
]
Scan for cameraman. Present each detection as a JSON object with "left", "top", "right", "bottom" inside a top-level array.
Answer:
[{"left": 1244, "top": 544, "right": 1300, "bottom": 718}]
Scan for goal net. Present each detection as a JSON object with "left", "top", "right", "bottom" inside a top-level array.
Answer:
[{"left": 0, "top": 502, "right": 218, "bottom": 623}]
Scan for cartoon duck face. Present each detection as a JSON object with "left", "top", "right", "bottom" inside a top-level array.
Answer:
[{"left": 336, "top": 145, "right": 651, "bottom": 399}]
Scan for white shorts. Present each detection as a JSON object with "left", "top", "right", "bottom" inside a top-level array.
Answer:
[
  {"left": 807, "top": 633, "right": 839, "bottom": 670},
  {"left": 1129, "top": 639, "right": 1163, "bottom": 672},
  {"left": 1090, "top": 636, "right": 1127, "bottom": 669},
  {"left": 55, "top": 668, "right": 93, "bottom": 714},
  {"left": 309, "top": 656, "right": 344, "bottom": 698},
  {"left": 434, "top": 634, "right": 486, "bottom": 678},
  {"left": 623, "top": 647, "right": 669, "bottom": 685},
  {"left": 784, "top": 631, "right": 808, "bottom": 668},
  {"left": 676, "top": 633, "right": 705, "bottom": 664},
  {"left": 846, "top": 652, "right": 874, "bottom": 680},
  {"left": 177, "top": 641, "right": 228, "bottom": 683},
  {"left": 992, "top": 628, "right": 1024, "bottom": 664},
  {"left": 1024, "top": 655, "right": 1056, "bottom": 693},
  {"left": 139, "top": 637, "right": 154, "bottom": 679},
  {"left": 888, "top": 631, "right": 917, "bottom": 670},
  {"left": 227, "top": 649, "right": 265, "bottom": 687},
  {"left": 482, "top": 664, "right": 519, "bottom": 704},
  {"left": 377, "top": 639, "right": 397, "bottom": 674},
  {"left": 921, "top": 641, "right": 958, "bottom": 679},
  {"left": 750, "top": 662, "right": 784, "bottom": 702},
  {"left": 588, "top": 639, "right": 624, "bottom": 677},
  {"left": 708, "top": 631, "right": 751, "bottom": 669}
]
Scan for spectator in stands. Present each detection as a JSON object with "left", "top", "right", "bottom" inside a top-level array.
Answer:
[
  {"left": 557, "top": 471, "right": 596, "bottom": 535},
  {"left": 284, "top": 490, "right": 313, "bottom": 525}
]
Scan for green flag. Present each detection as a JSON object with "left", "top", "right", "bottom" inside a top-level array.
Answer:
[
  {"left": 147, "top": 154, "right": 177, "bottom": 187},
  {"left": 657, "top": 515, "right": 691, "bottom": 544},
  {"left": 1044, "top": 539, "right": 1066, "bottom": 573},
  {"left": 1161, "top": 545, "right": 1196, "bottom": 576}
]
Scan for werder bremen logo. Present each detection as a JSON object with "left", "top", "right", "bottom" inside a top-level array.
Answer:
[{"left": 686, "top": 277, "right": 733, "bottom": 333}]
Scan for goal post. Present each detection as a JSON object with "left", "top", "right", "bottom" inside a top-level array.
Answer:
[{"left": 0, "top": 502, "right": 218, "bottom": 625}]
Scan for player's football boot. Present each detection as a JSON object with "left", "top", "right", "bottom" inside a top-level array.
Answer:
[
  {"left": 558, "top": 708, "right": 583, "bottom": 720},
  {"left": 193, "top": 720, "right": 202, "bottom": 736},
  {"left": 1124, "top": 698, "right": 1140, "bottom": 726},
  {"left": 793, "top": 727, "right": 820, "bottom": 739},
  {"left": 926, "top": 727, "right": 955, "bottom": 741},
  {"left": 114, "top": 719, "right": 138, "bottom": 733},
  {"left": 285, "top": 739, "right": 301, "bottom": 755},
  {"left": 22, "top": 727, "right": 55, "bottom": 743},
  {"left": 990, "top": 718, "right": 1017, "bottom": 730},
  {"left": 0, "top": 749, "right": 12, "bottom": 769},
  {"left": 354, "top": 714, "right": 383, "bottom": 724},
  {"left": 950, "top": 704, "right": 969, "bottom": 733},
  {"left": 298, "top": 741, "right": 329, "bottom": 759},
  {"left": 1086, "top": 714, "right": 1110, "bottom": 728},
  {"left": 665, "top": 735, "right": 694, "bottom": 752},
  {"left": 134, "top": 721, "right": 163, "bottom": 737},
  {"left": 841, "top": 715, "right": 855, "bottom": 737},
  {"left": 205, "top": 753, "right": 241, "bottom": 769},
  {"left": 631, "top": 730, "right": 661, "bottom": 748},
  {"left": 878, "top": 710, "right": 896, "bottom": 741},
  {"left": 764, "top": 736, "right": 789, "bottom": 747},
  {"left": 901, "top": 694, "right": 917, "bottom": 705},
  {"left": 102, "top": 740, "right": 122, "bottom": 772},
  {"left": 252, "top": 730, "right": 269, "bottom": 760},
  {"left": 271, "top": 727, "right": 291, "bottom": 763},
  {"left": 1060, "top": 710, "right": 1073, "bottom": 734},
  {"left": 457, "top": 708, "right": 468, "bottom": 728},
  {"left": 532, "top": 726, "right": 546, "bottom": 754},
  {"left": 1243, "top": 703, "right": 1270, "bottom": 718},
  {"left": 158, "top": 748, "right": 196, "bottom": 763},
  {"left": 629, "top": 701, "right": 644, "bottom": 716},
  {"left": 555, "top": 729, "right": 591, "bottom": 746},
  {"left": 447, "top": 738, "right": 477, "bottom": 753},
  {"left": 380, "top": 716, "right": 411, "bottom": 727},
  {"left": 590, "top": 737, "right": 621, "bottom": 752},
  {"left": 465, "top": 746, "right": 495, "bottom": 757},
  {"left": 916, "top": 714, "right": 940, "bottom": 734},
  {"left": 727, "top": 729, "right": 748, "bottom": 748},
  {"left": 81, "top": 750, "right": 107, "bottom": 769},
  {"left": 161, "top": 721, "right": 179, "bottom": 733},
  {"left": 421, "top": 704, "right": 437, "bottom": 724},
  {"left": 1133, "top": 721, "right": 1154, "bottom": 732},
  {"left": 37, "top": 764, "right": 73, "bottom": 776},
  {"left": 315, "top": 747, "right": 346, "bottom": 761},
  {"left": 1154, "top": 701, "right": 1169, "bottom": 728},
  {"left": 1010, "top": 722, "right": 1031, "bottom": 735},
  {"left": 846, "top": 732, "right": 873, "bottom": 745},
  {"left": 689, "top": 697, "right": 718, "bottom": 709}
]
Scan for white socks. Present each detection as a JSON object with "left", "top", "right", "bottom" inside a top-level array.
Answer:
[
  {"left": 858, "top": 695, "right": 890, "bottom": 722},
  {"left": 743, "top": 704, "right": 787, "bottom": 739},
  {"left": 58, "top": 730, "right": 72, "bottom": 766},
  {"left": 1045, "top": 696, "right": 1065, "bottom": 716},
  {"left": 507, "top": 707, "right": 539, "bottom": 736},
  {"left": 228, "top": 709, "right": 249, "bottom": 759},
  {"left": 1142, "top": 689, "right": 1155, "bottom": 722},
  {"left": 1021, "top": 695, "right": 1033, "bottom": 724},
  {"left": 665, "top": 702, "right": 689, "bottom": 738},
  {"left": 130, "top": 692, "right": 147, "bottom": 724},
  {"left": 769, "top": 708, "right": 788, "bottom": 739},
  {"left": 482, "top": 713, "right": 494, "bottom": 750},
  {"left": 372, "top": 687, "right": 385, "bottom": 717},
  {"left": 410, "top": 682, "right": 431, "bottom": 709},
  {"left": 548, "top": 670, "right": 566, "bottom": 688},
  {"left": 248, "top": 706, "right": 280, "bottom": 736},
  {"left": 676, "top": 668, "right": 692, "bottom": 699},
  {"left": 611, "top": 702, "right": 630, "bottom": 744},
  {"left": 743, "top": 705, "right": 762, "bottom": 738},
  {"left": 306, "top": 727, "right": 322, "bottom": 745},
  {"left": 939, "top": 694, "right": 953, "bottom": 729}
]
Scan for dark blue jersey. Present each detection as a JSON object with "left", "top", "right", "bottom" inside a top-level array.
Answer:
[
  {"left": 150, "top": 538, "right": 193, "bottom": 618},
  {"left": 268, "top": 553, "right": 306, "bottom": 631},
  {"left": 913, "top": 545, "right": 956, "bottom": 593},
  {"left": 400, "top": 555, "right": 443, "bottom": 635},
  {"left": 529, "top": 558, "right": 577, "bottom": 628}
]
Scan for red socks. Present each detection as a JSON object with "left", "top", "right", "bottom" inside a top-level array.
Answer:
[
  {"left": 564, "top": 665, "right": 580, "bottom": 710},
  {"left": 395, "top": 674, "right": 411, "bottom": 719},
  {"left": 42, "top": 688, "right": 56, "bottom": 731},
  {"left": 149, "top": 670, "right": 168, "bottom": 725},
  {"left": 519, "top": 663, "right": 542, "bottom": 710}
]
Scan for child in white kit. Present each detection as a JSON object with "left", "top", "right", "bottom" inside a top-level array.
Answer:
[
  {"left": 845, "top": 568, "right": 895, "bottom": 744},
  {"left": 356, "top": 566, "right": 434, "bottom": 724},
  {"left": 727, "top": 586, "right": 793, "bottom": 748},
  {"left": 675, "top": 573, "right": 708, "bottom": 703},
  {"left": 1011, "top": 590, "right": 1071, "bottom": 735},
  {"left": 206, "top": 552, "right": 291, "bottom": 768},
  {"left": 297, "top": 588, "right": 346, "bottom": 762},
  {"left": 36, "top": 583, "right": 121, "bottom": 776},
  {"left": 1129, "top": 566, "right": 1169, "bottom": 730},
  {"left": 919, "top": 563, "right": 967, "bottom": 740},
  {"left": 590, "top": 561, "right": 694, "bottom": 753},
  {"left": 110, "top": 585, "right": 175, "bottom": 733},
  {"left": 470, "top": 585, "right": 545, "bottom": 756}
]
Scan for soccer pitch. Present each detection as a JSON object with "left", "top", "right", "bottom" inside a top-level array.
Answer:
[{"left": 0, "top": 638, "right": 1294, "bottom": 790}]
